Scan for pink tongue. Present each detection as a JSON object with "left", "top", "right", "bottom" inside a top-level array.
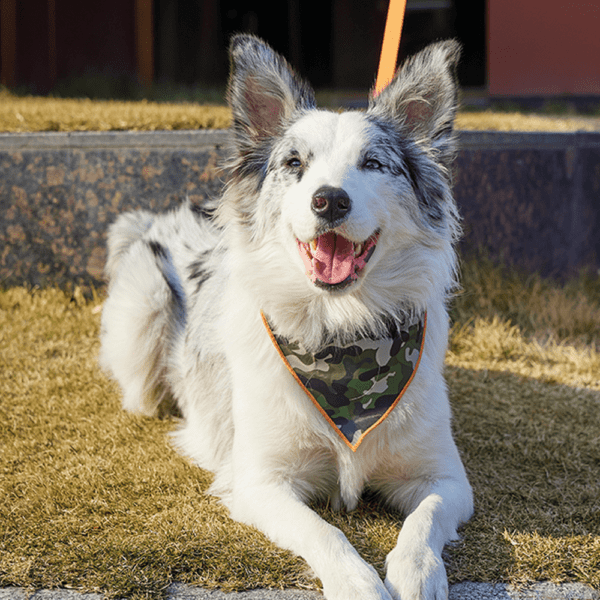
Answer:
[{"left": 311, "top": 232, "right": 354, "bottom": 284}]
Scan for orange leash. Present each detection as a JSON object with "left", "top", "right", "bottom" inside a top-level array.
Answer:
[{"left": 374, "top": 0, "right": 407, "bottom": 96}]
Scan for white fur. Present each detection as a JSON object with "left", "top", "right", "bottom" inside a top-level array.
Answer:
[{"left": 100, "top": 35, "right": 473, "bottom": 600}]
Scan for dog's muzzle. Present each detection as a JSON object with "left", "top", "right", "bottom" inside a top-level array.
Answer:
[{"left": 297, "top": 229, "right": 379, "bottom": 289}]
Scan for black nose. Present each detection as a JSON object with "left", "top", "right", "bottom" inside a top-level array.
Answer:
[{"left": 311, "top": 186, "right": 351, "bottom": 223}]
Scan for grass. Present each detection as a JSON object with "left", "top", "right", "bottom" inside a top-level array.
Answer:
[
  {"left": 1, "top": 258, "right": 599, "bottom": 598},
  {"left": 0, "top": 87, "right": 231, "bottom": 133},
  {"left": 452, "top": 256, "right": 600, "bottom": 351},
  {"left": 456, "top": 111, "right": 600, "bottom": 132},
  {"left": 2, "top": 87, "right": 600, "bottom": 133}
]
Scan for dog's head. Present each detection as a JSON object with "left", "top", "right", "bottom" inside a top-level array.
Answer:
[{"left": 221, "top": 35, "right": 461, "bottom": 340}]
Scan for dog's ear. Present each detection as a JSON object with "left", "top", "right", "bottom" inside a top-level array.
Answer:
[
  {"left": 227, "top": 35, "right": 316, "bottom": 148},
  {"left": 368, "top": 40, "right": 461, "bottom": 166}
]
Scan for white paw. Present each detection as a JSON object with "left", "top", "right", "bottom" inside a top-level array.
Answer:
[
  {"left": 321, "top": 560, "right": 393, "bottom": 600},
  {"left": 384, "top": 544, "right": 448, "bottom": 600}
]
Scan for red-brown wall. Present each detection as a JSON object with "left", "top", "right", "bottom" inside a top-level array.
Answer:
[
  {"left": 1, "top": 0, "right": 139, "bottom": 94},
  {"left": 488, "top": 0, "right": 600, "bottom": 96}
]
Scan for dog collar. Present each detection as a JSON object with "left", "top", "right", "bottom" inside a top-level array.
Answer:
[{"left": 261, "top": 311, "right": 426, "bottom": 451}]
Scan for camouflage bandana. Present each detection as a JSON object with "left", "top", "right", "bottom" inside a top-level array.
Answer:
[{"left": 261, "top": 311, "right": 426, "bottom": 451}]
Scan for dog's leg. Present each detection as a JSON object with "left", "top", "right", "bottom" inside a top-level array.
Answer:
[
  {"left": 228, "top": 442, "right": 392, "bottom": 600},
  {"left": 232, "top": 484, "right": 392, "bottom": 600},
  {"left": 379, "top": 454, "right": 473, "bottom": 600}
]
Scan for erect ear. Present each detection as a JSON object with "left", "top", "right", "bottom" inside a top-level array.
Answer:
[
  {"left": 368, "top": 40, "right": 461, "bottom": 166},
  {"left": 227, "top": 34, "right": 316, "bottom": 149}
]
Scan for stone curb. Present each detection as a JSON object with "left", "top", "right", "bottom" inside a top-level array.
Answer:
[
  {"left": 1, "top": 582, "right": 599, "bottom": 600},
  {"left": 0, "top": 130, "right": 231, "bottom": 151}
]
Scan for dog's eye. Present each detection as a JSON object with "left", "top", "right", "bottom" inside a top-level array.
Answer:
[
  {"left": 363, "top": 158, "right": 384, "bottom": 171},
  {"left": 286, "top": 157, "right": 303, "bottom": 169}
]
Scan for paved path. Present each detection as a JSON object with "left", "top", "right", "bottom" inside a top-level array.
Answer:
[{"left": 2, "top": 582, "right": 599, "bottom": 600}]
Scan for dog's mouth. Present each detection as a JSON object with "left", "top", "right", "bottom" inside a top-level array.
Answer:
[{"left": 297, "top": 230, "right": 380, "bottom": 290}]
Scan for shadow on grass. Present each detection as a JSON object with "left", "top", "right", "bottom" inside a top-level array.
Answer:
[{"left": 446, "top": 366, "right": 599, "bottom": 588}]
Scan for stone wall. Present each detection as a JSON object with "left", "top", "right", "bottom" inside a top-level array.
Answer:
[
  {"left": 456, "top": 131, "right": 600, "bottom": 276},
  {"left": 1, "top": 129, "right": 599, "bottom": 290}
]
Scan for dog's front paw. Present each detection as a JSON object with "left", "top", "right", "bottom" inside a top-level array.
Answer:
[
  {"left": 384, "top": 545, "right": 448, "bottom": 600},
  {"left": 321, "top": 562, "right": 392, "bottom": 600}
]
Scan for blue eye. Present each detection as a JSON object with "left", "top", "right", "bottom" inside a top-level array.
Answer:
[{"left": 286, "top": 157, "right": 303, "bottom": 169}]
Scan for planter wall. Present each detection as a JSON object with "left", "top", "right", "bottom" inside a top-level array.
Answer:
[{"left": 1, "top": 129, "right": 599, "bottom": 290}]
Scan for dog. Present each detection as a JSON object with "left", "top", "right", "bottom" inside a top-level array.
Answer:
[{"left": 100, "top": 34, "right": 473, "bottom": 600}]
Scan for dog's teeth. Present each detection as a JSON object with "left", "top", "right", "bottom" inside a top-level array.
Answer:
[
  {"left": 354, "top": 243, "right": 362, "bottom": 257},
  {"left": 310, "top": 239, "right": 318, "bottom": 252}
]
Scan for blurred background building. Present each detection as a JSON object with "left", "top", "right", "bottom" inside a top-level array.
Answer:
[{"left": 0, "top": 0, "right": 599, "bottom": 101}]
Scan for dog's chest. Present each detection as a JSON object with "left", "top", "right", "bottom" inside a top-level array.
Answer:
[{"left": 262, "top": 312, "right": 426, "bottom": 452}]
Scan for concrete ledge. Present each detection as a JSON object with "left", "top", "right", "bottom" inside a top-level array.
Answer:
[
  {"left": 459, "top": 129, "right": 600, "bottom": 150},
  {"left": 0, "top": 130, "right": 231, "bottom": 151},
  {"left": 1, "top": 129, "right": 599, "bottom": 289},
  {"left": 0, "top": 130, "right": 230, "bottom": 289},
  {"left": 1, "top": 582, "right": 599, "bottom": 600},
  {"left": 456, "top": 130, "right": 600, "bottom": 275}
]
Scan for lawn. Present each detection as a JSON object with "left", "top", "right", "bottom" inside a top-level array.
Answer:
[
  {"left": 1, "top": 258, "right": 599, "bottom": 599},
  {"left": 1, "top": 87, "right": 600, "bottom": 133}
]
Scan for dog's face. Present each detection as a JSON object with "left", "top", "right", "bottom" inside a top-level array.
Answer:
[
  {"left": 274, "top": 110, "right": 393, "bottom": 292},
  {"left": 269, "top": 108, "right": 448, "bottom": 293},
  {"left": 222, "top": 35, "right": 461, "bottom": 333}
]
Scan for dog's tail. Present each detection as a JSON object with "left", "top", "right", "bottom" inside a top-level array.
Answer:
[
  {"left": 104, "top": 210, "right": 156, "bottom": 285},
  {"left": 100, "top": 211, "right": 184, "bottom": 418}
]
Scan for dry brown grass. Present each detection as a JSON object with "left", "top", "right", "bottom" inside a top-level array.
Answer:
[
  {"left": 453, "top": 257, "right": 600, "bottom": 350},
  {"left": 0, "top": 89, "right": 231, "bottom": 132},
  {"left": 456, "top": 111, "right": 600, "bottom": 132},
  {"left": 2, "top": 88, "right": 600, "bottom": 133},
  {"left": 1, "top": 260, "right": 599, "bottom": 598}
]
